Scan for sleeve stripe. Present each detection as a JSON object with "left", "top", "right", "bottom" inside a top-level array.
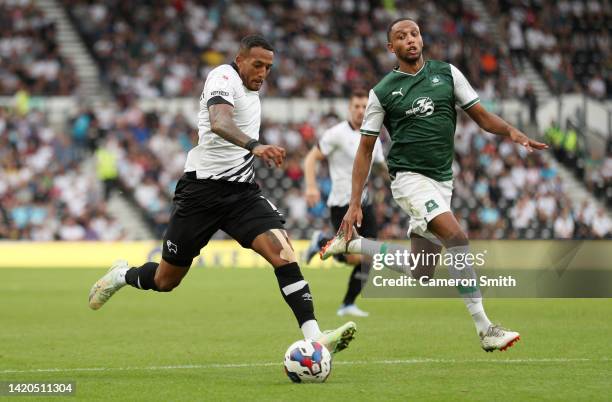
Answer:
[
  {"left": 360, "top": 129, "right": 380, "bottom": 136},
  {"left": 461, "top": 97, "right": 480, "bottom": 110},
  {"left": 207, "top": 96, "right": 233, "bottom": 108}
]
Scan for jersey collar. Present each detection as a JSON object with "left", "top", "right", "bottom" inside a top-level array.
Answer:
[
  {"left": 347, "top": 120, "right": 358, "bottom": 131},
  {"left": 392, "top": 60, "right": 427, "bottom": 76}
]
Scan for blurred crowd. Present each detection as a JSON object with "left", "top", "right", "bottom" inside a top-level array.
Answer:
[
  {"left": 2, "top": 0, "right": 610, "bottom": 241},
  {"left": 71, "top": 103, "right": 610, "bottom": 240},
  {"left": 62, "top": 0, "right": 522, "bottom": 100},
  {"left": 0, "top": 0, "right": 78, "bottom": 96},
  {"left": 492, "top": 0, "right": 610, "bottom": 98},
  {"left": 584, "top": 151, "right": 612, "bottom": 206},
  {"left": 449, "top": 115, "right": 609, "bottom": 239},
  {"left": 0, "top": 107, "right": 123, "bottom": 240},
  {"left": 2, "top": 0, "right": 608, "bottom": 100},
  {"left": 546, "top": 123, "right": 612, "bottom": 209}
]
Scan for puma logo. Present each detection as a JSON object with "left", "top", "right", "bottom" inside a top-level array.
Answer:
[{"left": 392, "top": 88, "right": 404, "bottom": 96}]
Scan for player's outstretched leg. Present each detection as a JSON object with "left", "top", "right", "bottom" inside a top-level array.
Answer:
[
  {"left": 88, "top": 259, "right": 188, "bottom": 310},
  {"left": 429, "top": 213, "right": 520, "bottom": 352},
  {"left": 321, "top": 227, "right": 411, "bottom": 274},
  {"left": 320, "top": 217, "right": 520, "bottom": 351},
  {"left": 252, "top": 229, "right": 357, "bottom": 354}
]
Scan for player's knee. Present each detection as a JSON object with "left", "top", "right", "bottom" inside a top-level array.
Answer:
[
  {"left": 441, "top": 229, "right": 469, "bottom": 248},
  {"left": 259, "top": 229, "right": 297, "bottom": 266},
  {"left": 155, "top": 276, "right": 183, "bottom": 292}
]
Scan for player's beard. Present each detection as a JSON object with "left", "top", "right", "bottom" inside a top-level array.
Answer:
[{"left": 397, "top": 49, "right": 422, "bottom": 64}]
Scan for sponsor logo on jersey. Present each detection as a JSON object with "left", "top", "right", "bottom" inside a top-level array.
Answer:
[
  {"left": 425, "top": 199, "right": 439, "bottom": 213},
  {"left": 391, "top": 88, "right": 404, "bottom": 96},
  {"left": 431, "top": 75, "right": 442, "bottom": 86},
  {"left": 405, "top": 97, "right": 435, "bottom": 117},
  {"left": 210, "top": 90, "right": 230, "bottom": 97},
  {"left": 214, "top": 76, "right": 229, "bottom": 88},
  {"left": 302, "top": 292, "right": 313, "bottom": 301}
]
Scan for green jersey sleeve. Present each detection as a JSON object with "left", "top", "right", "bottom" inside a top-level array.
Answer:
[{"left": 360, "top": 89, "right": 385, "bottom": 136}]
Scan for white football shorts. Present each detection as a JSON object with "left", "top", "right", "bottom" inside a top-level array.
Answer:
[{"left": 390, "top": 171, "right": 453, "bottom": 243}]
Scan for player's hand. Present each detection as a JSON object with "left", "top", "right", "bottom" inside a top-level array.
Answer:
[
  {"left": 509, "top": 127, "right": 549, "bottom": 152},
  {"left": 341, "top": 203, "right": 363, "bottom": 242},
  {"left": 305, "top": 186, "right": 321, "bottom": 207},
  {"left": 252, "top": 144, "right": 286, "bottom": 167}
]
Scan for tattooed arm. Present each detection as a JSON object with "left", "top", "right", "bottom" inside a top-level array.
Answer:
[
  {"left": 209, "top": 103, "right": 253, "bottom": 148},
  {"left": 208, "top": 103, "right": 286, "bottom": 166}
]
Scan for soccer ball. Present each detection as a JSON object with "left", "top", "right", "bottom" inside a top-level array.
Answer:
[{"left": 283, "top": 340, "right": 332, "bottom": 383}]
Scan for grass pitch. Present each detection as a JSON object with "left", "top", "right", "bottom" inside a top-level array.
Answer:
[{"left": 1, "top": 267, "right": 611, "bottom": 401}]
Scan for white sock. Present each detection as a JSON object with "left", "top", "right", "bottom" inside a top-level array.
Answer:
[
  {"left": 301, "top": 319, "right": 322, "bottom": 340},
  {"left": 347, "top": 238, "right": 362, "bottom": 254},
  {"left": 445, "top": 245, "right": 492, "bottom": 334},
  {"left": 115, "top": 267, "right": 128, "bottom": 286},
  {"left": 465, "top": 298, "right": 492, "bottom": 334}
]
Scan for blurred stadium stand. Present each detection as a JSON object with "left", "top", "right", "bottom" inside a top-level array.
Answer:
[
  {"left": 61, "top": 0, "right": 520, "bottom": 99},
  {"left": 489, "top": 0, "right": 610, "bottom": 98},
  {"left": 0, "top": 0, "right": 609, "bottom": 241},
  {"left": 0, "top": 0, "right": 79, "bottom": 96}
]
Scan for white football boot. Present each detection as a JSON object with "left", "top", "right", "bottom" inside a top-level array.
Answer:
[
  {"left": 337, "top": 304, "right": 369, "bottom": 317},
  {"left": 88, "top": 260, "right": 128, "bottom": 310},
  {"left": 316, "top": 321, "right": 357, "bottom": 354},
  {"left": 480, "top": 324, "right": 520, "bottom": 352},
  {"left": 319, "top": 227, "right": 361, "bottom": 260}
]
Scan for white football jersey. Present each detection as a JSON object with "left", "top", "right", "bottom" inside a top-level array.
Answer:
[
  {"left": 184, "top": 63, "right": 260, "bottom": 182},
  {"left": 318, "top": 121, "right": 385, "bottom": 207}
]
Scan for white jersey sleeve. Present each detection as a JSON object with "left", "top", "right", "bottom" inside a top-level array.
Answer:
[
  {"left": 360, "top": 89, "right": 385, "bottom": 137},
  {"left": 450, "top": 64, "right": 480, "bottom": 110},
  {"left": 203, "top": 68, "right": 238, "bottom": 108},
  {"left": 318, "top": 127, "right": 337, "bottom": 157}
]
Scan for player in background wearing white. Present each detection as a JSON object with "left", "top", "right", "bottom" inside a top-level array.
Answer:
[
  {"left": 322, "top": 19, "right": 548, "bottom": 352},
  {"left": 89, "top": 35, "right": 356, "bottom": 354},
  {"left": 303, "top": 90, "right": 386, "bottom": 317}
]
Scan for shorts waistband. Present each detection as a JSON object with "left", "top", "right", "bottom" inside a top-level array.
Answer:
[{"left": 183, "top": 171, "right": 256, "bottom": 187}]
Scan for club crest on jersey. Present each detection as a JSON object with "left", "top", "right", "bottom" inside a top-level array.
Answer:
[
  {"left": 431, "top": 75, "right": 442, "bottom": 86},
  {"left": 405, "top": 97, "right": 435, "bottom": 118},
  {"left": 425, "top": 199, "right": 439, "bottom": 213}
]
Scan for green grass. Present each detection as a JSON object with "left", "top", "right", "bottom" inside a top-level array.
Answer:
[{"left": 1, "top": 267, "right": 611, "bottom": 401}]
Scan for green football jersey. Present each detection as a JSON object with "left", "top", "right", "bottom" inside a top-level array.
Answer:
[{"left": 360, "top": 60, "right": 480, "bottom": 182}]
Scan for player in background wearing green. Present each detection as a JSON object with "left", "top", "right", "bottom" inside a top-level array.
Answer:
[{"left": 321, "top": 18, "right": 548, "bottom": 352}]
